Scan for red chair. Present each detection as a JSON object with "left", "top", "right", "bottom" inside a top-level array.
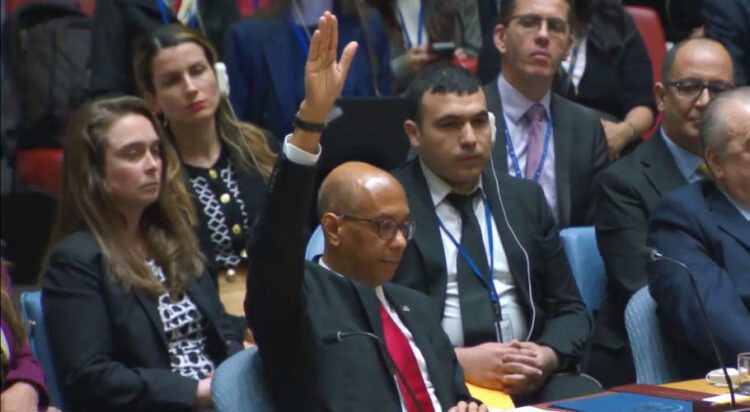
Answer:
[
  {"left": 15, "top": 148, "right": 64, "bottom": 196},
  {"left": 626, "top": 5, "right": 667, "bottom": 140}
]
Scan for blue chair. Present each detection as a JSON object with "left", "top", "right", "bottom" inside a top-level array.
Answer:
[
  {"left": 212, "top": 347, "right": 275, "bottom": 412},
  {"left": 20, "top": 290, "right": 65, "bottom": 409},
  {"left": 559, "top": 226, "right": 607, "bottom": 318},
  {"left": 305, "top": 225, "right": 324, "bottom": 261},
  {"left": 625, "top": 286, "right": 679, "bottom": 384}
]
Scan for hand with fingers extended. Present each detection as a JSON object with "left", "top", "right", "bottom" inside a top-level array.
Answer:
[{"left": 299, "top": 11, "right": 358, "bottom": 124}]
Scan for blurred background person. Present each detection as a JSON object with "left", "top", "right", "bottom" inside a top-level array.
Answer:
[
  {"left": 42, "top": 96, "right": 242, "bottom": 411},
  {"left": 223, "top": 0, "right": 392, "bottom": 140},
  {"left": 559, "top": 0, "right": 656, "bottom": 159},
  {"left": 2, "top": 259, "right": 58, "bottom": 412},
  {"left": 703, "top": 0, "right": 749, "bottom": 86},
  {"left": 364, "top": 0, "right": 482, "bottom": 92}
]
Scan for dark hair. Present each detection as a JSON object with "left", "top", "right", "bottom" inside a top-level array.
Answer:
[
  {"left": 405, "top": 64, "right": 481, "bottom": 123},
  {"left": 574, "top": 0, "right": 626, "bottom": 51},
  {"left": 661, "top": 37, "right": 731, "bottom": 83},
  {"left": 499, "top": 0, "right": 575, "bottom": 28}
]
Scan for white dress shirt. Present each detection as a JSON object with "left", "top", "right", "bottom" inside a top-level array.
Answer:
[
  {"left": 497, "top": 74, "right": 559, "bottom": 221},
  {"left": 419, "top": 161, "right": 528, "bottom": 347}
]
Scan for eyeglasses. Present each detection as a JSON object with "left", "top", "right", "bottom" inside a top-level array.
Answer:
[
  {"left": 338, "top": 214, "right": 416, "bottom": 241},
  {"left": 665, "top": 79, "right": 734, "bottom": 100},
  {"left": 507, "top": 14, "right": 569, "bottom": 37}
]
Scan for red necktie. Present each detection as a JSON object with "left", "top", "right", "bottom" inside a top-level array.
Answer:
[{"left": 379, "top": 303, "right": 435, "bottom": 412}]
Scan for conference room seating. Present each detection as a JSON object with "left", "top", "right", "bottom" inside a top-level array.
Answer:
[
  {"left": 212, "top": 347, "right": 275, "bottom": 412},
  {"left": 20, "top": 290, "right": 66, "bottom": 409},
  {"left": 559, "top": 226, "right": 608, "bottom": 320},
  {"left": 625, "top": 5, "right": 668, "bottom": 140},
  {"left": 625, "top": 286, "right": 680, "bottom": 384}
]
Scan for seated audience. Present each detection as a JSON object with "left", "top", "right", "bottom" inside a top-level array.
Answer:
[
  {"left": 591, "top": 37, "right": 735, "bottom": 387},
  {"left": 486, "top": 0, "right": 608, "bottom": 228},
  {"left": 560, "top": 0, "right": 656, "bottom": 159},
  {"left": 133, "top": 24, "right": 277, "bottom": 323},
  {"left": 42, "top": 96, "right": 243, "bottom": 411},
  {"left": 246, "top": 12, "right": 483, "bottom": 411},
  {"left": 647, "top": 87, "right": 750, "bottom": 379},
  {"left": 223, "top": 0, "right": 392, "bottom": 140},
  {"left": 88, "top": 0, "right": 239, "bottom": 98},
  {"left": 1, "top": 261, "right": 58, "bottom": 412},
  {"left": 703, "top": 0, "right": 749, "bottom": 86},
  {"left": 364, "top": 0, "right": 482, "bottom": 92},
  {"left": 393, "top": 64, "right": 598, "bottom": 405}
]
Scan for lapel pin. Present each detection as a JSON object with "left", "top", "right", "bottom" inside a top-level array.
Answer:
[{"left": 402, "top": 305, "right": 410, "bottom": 312}]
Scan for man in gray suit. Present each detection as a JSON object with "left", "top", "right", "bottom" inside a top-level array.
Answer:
[
  {"left": 484, "top": 0, "right": 608, "bottom": 229},
  {"left": 588, "top": 38, "right": 736, "bottom": 387}
]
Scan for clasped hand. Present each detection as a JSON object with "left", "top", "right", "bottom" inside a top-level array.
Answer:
[{"left": 456, "top": 340, "right": 559, "bottom": 395}]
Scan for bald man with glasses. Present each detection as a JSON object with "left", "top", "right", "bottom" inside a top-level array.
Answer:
[{"left": 589, "top": 37, "right": 735, "bottom": 387}]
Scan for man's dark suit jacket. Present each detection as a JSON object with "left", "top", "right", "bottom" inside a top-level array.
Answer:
[
  {"left": 43, "top": 231, "right": 243, "bottom": 412},
  {"left": 88, "top": 0, "right": 239, "bottom": 97},
  {"left": 704, "top": 0, "right": 750, "bottom": 86},
  {"left": 246, "top": 157, "right": 471, "bottom": 411},
  {"left": 484, "top": 80, "right": 609, "bottom": 228},
  {"left": 392, "top": 159, "right": 590, "bottom": 364},
  {"left": 647, "top": 180, "right": 750, "bottom": 379},
  {"left": 588, "top": 130, "right": 687, "bottom": 386}
]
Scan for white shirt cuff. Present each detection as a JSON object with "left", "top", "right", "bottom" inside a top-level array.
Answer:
[{"left": 282, "top": 134, "right": 321, "bottom": 166}]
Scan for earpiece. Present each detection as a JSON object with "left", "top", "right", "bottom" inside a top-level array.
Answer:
[
  {"left": 488, "top": 111, "right": 497, "bottom": 146},
  {"left": 215, "top": 62, "right": 230, "bottom": 98}
]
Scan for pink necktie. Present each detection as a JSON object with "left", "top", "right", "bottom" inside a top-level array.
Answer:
[
  {"left": 524, "top": 103, "right": 547, "bottom": 179},
  {"left": 379, "top": 303, "right": 435, "bottom": 412}
]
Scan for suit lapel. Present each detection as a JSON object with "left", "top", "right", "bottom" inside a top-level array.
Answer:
[
  {"left": 134, "top": 292, "right": 169, "bottom": 349},
  {"left": 403, "top": 161, "right": 451, "bottom": 314},
  {"left": 185, "top": 278, "right": 226, "bottom": 342},
  {"left": 708, "top": 186, "right": 750, "bottom": 250},
  {"left": 550, "top": 94, "right": 572, "bottom": 226},
  {"left": 485, "top": 81, "right": 509, "bottom": 172},
  {"left": 260, "top": 21, "right": 298, "bottom": 129},
  {"left": 641, "top": 131, "right": 689, "bottom": 196}
]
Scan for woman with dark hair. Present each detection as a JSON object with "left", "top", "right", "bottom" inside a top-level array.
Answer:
[
  {"left": 42, "top": 96, "right": 243, "bottom": 411},
  {"left": 133, "top": 26, "right": 276, "bottom": 314},
  {"left": 1, "top": 261, "right": 59, "bottom": 412},
  {"left": 560, "top": 0, "right": 656, "bottom": 159},
  {"left": 365, "top": 0, "right": 481, "bottom": 92}
]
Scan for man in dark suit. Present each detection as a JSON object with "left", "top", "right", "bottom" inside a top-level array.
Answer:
[
  {"left": 589, "top": 38, "right": 735, "bottom": 387},
  {"left": 647, "top": 87, "right": 750, "bottom": 379},
  {"left": 392, "top": 64, "right": 596, "bottom": 405},
  {"left": 704, "top": 0, "right": 750, "bottom": 86},
  {"left": 245, "top": 13, "right": 482, "bottom": 412},
  {"left": 484, "top": 0, "right": 608, "bottom": 228}
]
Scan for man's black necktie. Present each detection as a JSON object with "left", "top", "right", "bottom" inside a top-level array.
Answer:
[{"left": 445, "top": 192, "right": 498, "bottom": 346}]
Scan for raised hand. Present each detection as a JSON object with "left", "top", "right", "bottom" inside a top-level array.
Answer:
[{"left": 299, "top": 11, "right": 358, "bottom": 124}]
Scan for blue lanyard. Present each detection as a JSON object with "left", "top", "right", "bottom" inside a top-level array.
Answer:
[
  {"left": 437, "top": 196, "right": 500, "bottom": 317},
  {"left": 504, "top": 115, "right": 553, "bottom": 182},
  {"left": 395, "top": 1, "right": 425, "bottom": 48},
  {"left": 156, "top": 0, "right": 197, "bottom": 27}
]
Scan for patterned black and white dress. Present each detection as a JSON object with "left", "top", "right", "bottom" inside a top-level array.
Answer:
[
  {"left": 148, "top": 261, "right": 215, "bottom": 380},
  {"left": 185, "top": 148, "right": 251, "bottom": 273}
]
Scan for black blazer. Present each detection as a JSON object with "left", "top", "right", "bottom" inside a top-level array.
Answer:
[
  {"left": 88, "top": 0, "right": 239, "bottom": 98},
  {"left": 484, "top": 80, "right": 609, "bottom": 229},
  {"left": 703, "top": 0, "right": 750, "bottom": 86},
  {"left": 246, "top": 157, "right": 472, "bottom": 411},
  {"left": 43, "top": 231, "right": 243, "bottom": 412},
  {"left": 595, "top": 131, "right": 687, "bottom": 322},
  {"left": 392, "top": 159, "right": 590, "bottom": 363}
]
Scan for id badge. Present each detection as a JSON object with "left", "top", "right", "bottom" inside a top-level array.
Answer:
[{"left": 494, "top": 318, "right": 515, "bottom": 343}]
